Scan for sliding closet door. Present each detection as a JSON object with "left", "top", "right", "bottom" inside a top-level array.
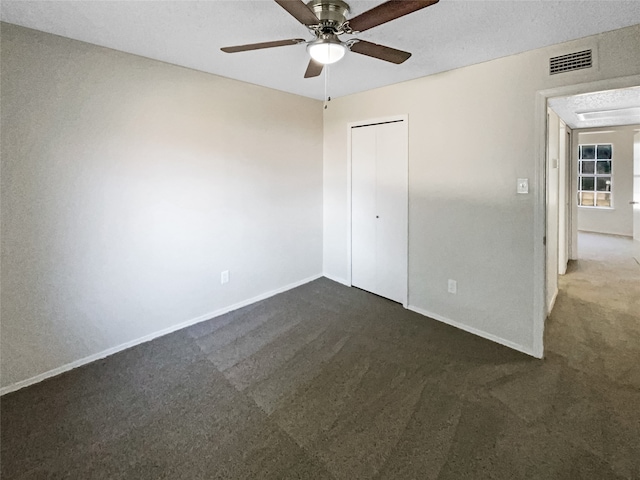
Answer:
[{"left": 351, "top": 120, "right": 408, "bottom": 304}]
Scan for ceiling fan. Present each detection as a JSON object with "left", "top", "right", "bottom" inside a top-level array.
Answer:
[{"left": 221, "top": 0, "right": 439, "bottom": 78}]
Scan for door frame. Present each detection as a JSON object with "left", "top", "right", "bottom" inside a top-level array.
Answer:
[
  {"left": 633, "top": 131, "right": 640, "bottom": 264},
  {"left": 558, "top": 120, "right": 570, "bottom": 275},
  {"left": 564, "top": 126, "right": 574, "bottom": 263},
  {"left": 533, "top": 74, "right": 640, "bottom": 358},
  {"left": 347, "top": 114, "right": 409, "bottom": 307}
]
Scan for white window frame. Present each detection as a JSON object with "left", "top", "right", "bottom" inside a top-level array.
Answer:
[{"left": 577, "top": 143, "right": 613, "bottom": 209}]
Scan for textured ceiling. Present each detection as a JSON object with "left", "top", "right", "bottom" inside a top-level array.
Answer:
[
  {"left": 549, "top": 87, "right": 640, "bottom": 129},
  {"left": 2, "top": 1, "right": 640, "bottom": 100}
]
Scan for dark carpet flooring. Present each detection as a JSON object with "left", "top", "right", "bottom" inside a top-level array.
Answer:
[{"left": 2, "top": 235, "right": 639, "bottom": 479}]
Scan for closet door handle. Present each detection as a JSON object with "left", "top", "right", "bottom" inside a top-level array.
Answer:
[{"left": 631, "top": 201, "right": 639, "bottom": 205}]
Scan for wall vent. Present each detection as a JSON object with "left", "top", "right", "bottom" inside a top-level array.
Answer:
[{"left": 549, "top": 49, "right": 592, "bottom": 75}]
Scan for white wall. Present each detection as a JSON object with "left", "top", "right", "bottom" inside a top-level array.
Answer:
[
  {"left": 323, "top": 24, "right": 640, "bottom": 356},
  {"left": 577, "top": 125, "right": 638, "bottom": 236},
  {"left": 0, "top": 24, "right": 323, "bottom": 390}
]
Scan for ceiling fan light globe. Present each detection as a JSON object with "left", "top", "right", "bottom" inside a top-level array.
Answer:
[{"left": 307, "top": 41, "right": 346, "bottom": 65}]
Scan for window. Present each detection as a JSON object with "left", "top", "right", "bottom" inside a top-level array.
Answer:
[{"left": 578, "top": 143, "right": 612, "bottom": 207}]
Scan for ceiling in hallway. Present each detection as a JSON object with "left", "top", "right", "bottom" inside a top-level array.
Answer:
[
  {"left": 549, "top": 87, "right": 640, "bottom": 129},
  {"left": 2, "top": 1, "right": 640, "bottom": 100}
]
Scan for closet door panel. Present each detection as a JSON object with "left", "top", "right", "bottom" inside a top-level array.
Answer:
[
  {"left": 375, "top": 122, "right": 407, "bottom": 303},
  {"left": 351, "top": 126, "right": 377, "bottom": 293}
]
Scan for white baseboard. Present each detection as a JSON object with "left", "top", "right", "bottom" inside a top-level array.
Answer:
[
  {"left": 0, "top": 273, "right": 323, "bottom": 396},
  {"left": 407, "top": 305, "right": 540, "bottom": 359},
  {"left": 322, "top": 273, "right": 350, "bottom": 286},
  {"left": 547, "top": 288, "right": 559, "bottom": 316}
]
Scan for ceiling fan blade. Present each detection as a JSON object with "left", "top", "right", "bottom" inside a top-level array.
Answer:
[
  {"left": 350, "top": 40, "right": 411, "bottom": 64},
  {"left": 274, "top": 0, "right": 320, "bottom": 26},
  {"left": 348, "top": 0, "right": 439, "bottom": 32},
  {"left": 221, "top": 38, "right": 305, "bottom": 53},
  {"left": 304, "top": 59, "right": 324, "bottom": 78}
]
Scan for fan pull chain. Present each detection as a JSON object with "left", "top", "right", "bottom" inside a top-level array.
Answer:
[{"left": 324, "top": 65, "right": 331, "bottom": 110}]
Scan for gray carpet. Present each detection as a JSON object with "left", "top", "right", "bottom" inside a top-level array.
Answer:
[{"left": 2, "top": 233, "right": 639, "bottom": 479}]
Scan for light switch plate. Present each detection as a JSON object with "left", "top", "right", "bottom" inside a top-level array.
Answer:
[{"left": 517, "top": 178, "right": 529, "bottom": 194}]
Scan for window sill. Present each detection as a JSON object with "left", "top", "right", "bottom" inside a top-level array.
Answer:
[{"left": 578, "top": 206, "right": 615, "bottom": 210}]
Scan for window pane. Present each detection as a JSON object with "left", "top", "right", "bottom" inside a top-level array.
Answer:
[
  {"left": 596, "top": 177, "right": 611, "bottom": 191},
  {"left": 596, "top": 161, "right": 611, "bottom": 174},
  {"left": 597, "top": 144, "right": 612, "bottom": 159},
  {"left": 581, "top": 192, "right": 594, "bottom": 206},
  {"left": 596, "top": 192, "right": 611, "bottom": 207},
  {"left": 581, "top": 145, "right": 596, "bottom": 159},
  {"left": 581, "top": 161, "right": 595, "bottom": 174},
  {"left": 581, "top": 176, "right": 595, "bottom": 191}
]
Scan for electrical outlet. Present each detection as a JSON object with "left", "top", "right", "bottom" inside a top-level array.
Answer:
[
  {"left": 448, "top": 279, "right": 457, "bottom": 294},
  {"left": 221, "top": 270, "right": 229, "bottom": 285}
]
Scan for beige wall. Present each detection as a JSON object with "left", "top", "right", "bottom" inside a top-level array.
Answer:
[
  {"left": 576, "top": 125, "right": 639, "bottom": 237},
  {"left": 323, "top": 25, "right": 640, "bottom": 355},
  {"left": 1, "top": 24, "right": 323, "bottom": 390}
]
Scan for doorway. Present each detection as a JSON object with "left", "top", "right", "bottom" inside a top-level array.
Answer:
[
  {"left": 548, "top": 87, "right": 640, "bottom": 266},
  {"left": 348, "top": 115, "right": 408, "bottom": 306},
  {"left": 544, "top": 77, "right": 640, "bottom": 358},
  {"left": 533, "top": 75, "right": 640, "bottom": 357}
]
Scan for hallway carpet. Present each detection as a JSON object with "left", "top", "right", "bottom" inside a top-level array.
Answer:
[{"left": 2, "top": 233, "right": 639, "bottom": 479}]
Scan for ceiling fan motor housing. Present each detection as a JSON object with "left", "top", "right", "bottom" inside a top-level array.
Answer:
[{"left": 307, "top": 0, "right": 350, "bottom": 30}]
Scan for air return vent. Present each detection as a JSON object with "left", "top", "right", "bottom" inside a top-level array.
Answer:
[{"left": 549, "top": 49, "right": 592, "bottom": 75}]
